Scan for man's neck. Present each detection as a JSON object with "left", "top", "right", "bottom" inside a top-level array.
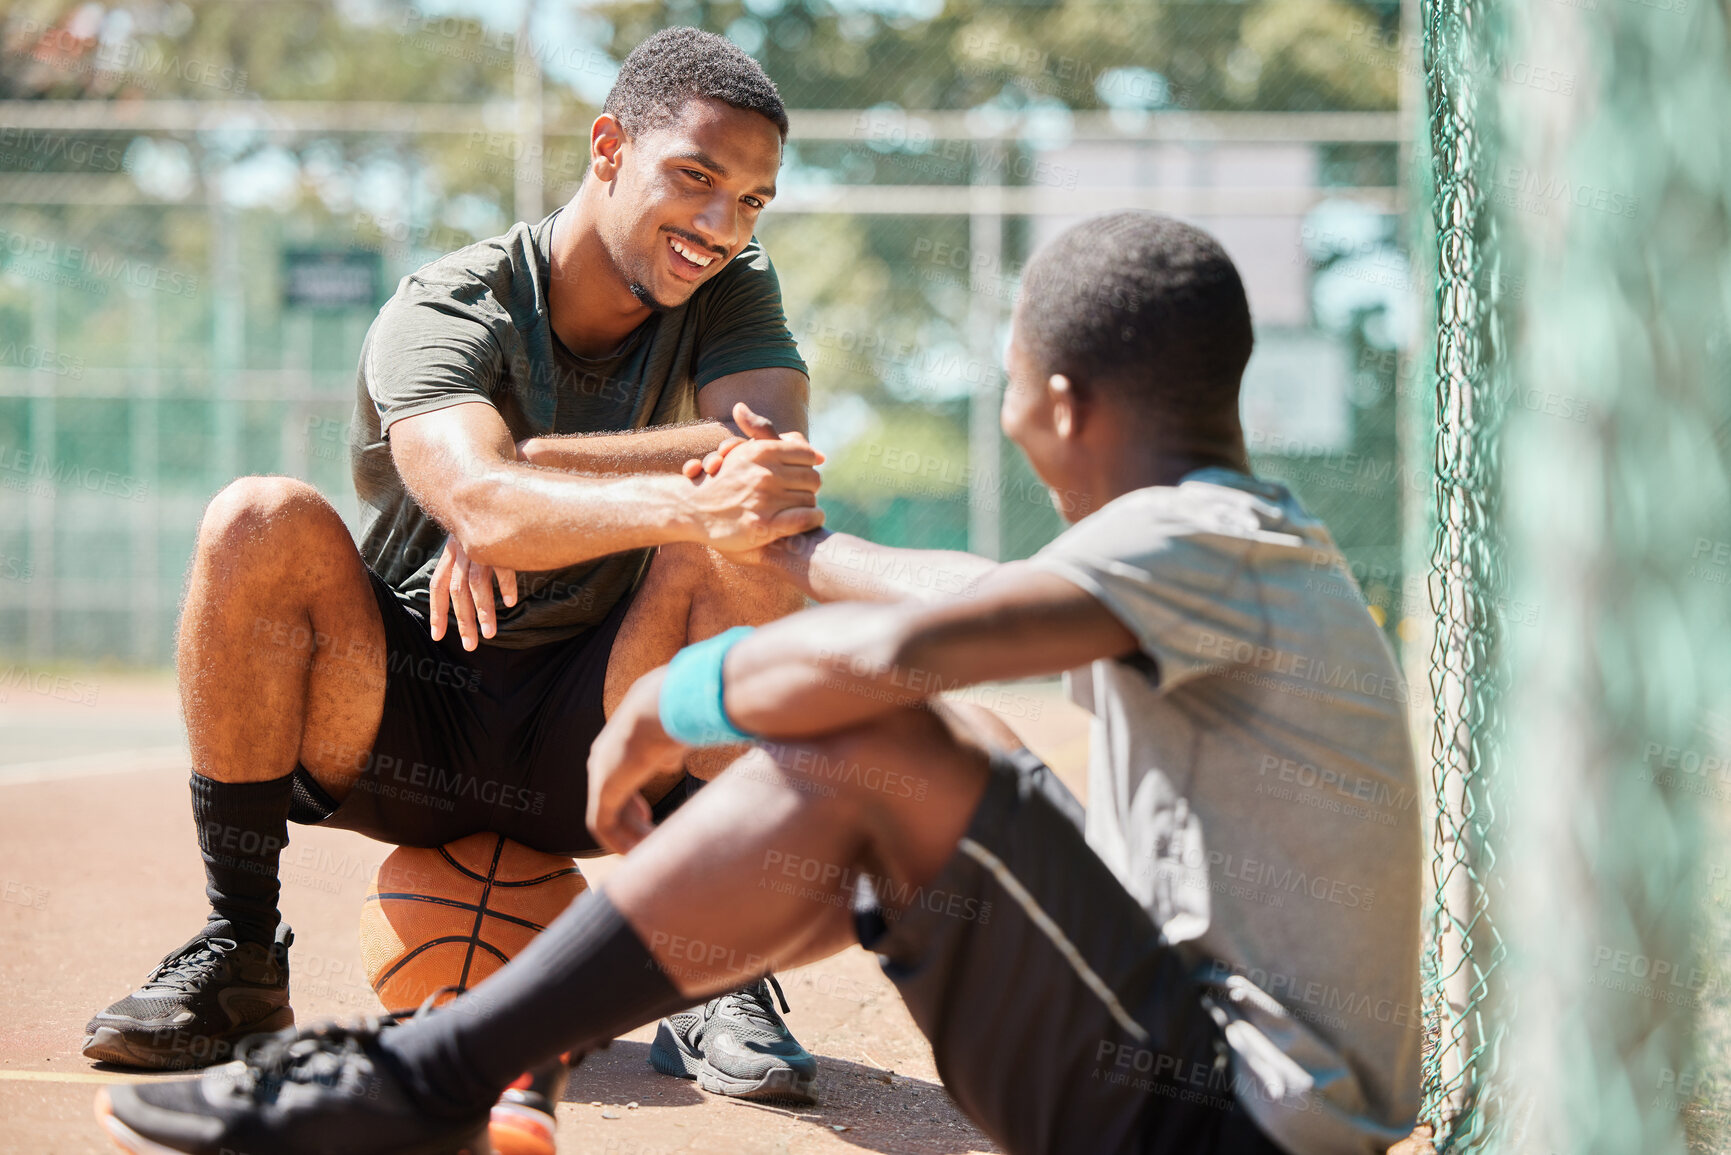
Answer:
[
  {"left": 1065, "top": 437, "right": 1251, "bottom": 520},
  {"left": 545, "top": 199, "right": 655, "bottom": 358},
  {"left": 1144, "top": 446, "right": 1251, "bottom": 488}
]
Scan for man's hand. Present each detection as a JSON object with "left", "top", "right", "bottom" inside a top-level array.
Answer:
[
  {"left": 681, "top": 402, "right": 782, "bottom": 479},
  {"left": 587, "top": 668, "right": 689, "bottom": 854},
  {"left": 429, "top": 535, "right": 518, "bottom": 651},
  {"left": 681, "top": 402, "right": 826, "bottom": 555}
]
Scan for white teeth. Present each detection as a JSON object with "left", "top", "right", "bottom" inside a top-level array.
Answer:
[{"left": 670, "top": 238, "right": 715, "bottom": 268}]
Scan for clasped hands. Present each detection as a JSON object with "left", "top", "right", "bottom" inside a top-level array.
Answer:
[{"left": 428, "top": 401, "right": 823, "bottom": 650}]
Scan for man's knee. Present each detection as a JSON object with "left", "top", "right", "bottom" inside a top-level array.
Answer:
[
  {"left": 198, "top": 476, "right": 346, "bottom": 565},
  {"left": 647, "top": 540, "right": 710, "bottom": 579},
  {"left": 761, "top": 707, "right": 969, "bottom": 809},
  {"left": 633, "top": 541, "right": 713, "bottom": 611},
  {"left": 684, "top": 545, "right": 805, "bottom": 626}
]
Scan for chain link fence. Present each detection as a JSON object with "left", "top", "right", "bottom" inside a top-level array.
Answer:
[
  {"left": 1417, "top": 0, "right": 1731, "bottom": 1148},
  {"left": 1417, "top": 0, "right": 1509, "bottom": 1143},
  {"left": 1490, "top": 0, "right": 1731, "bottom": 1148}
]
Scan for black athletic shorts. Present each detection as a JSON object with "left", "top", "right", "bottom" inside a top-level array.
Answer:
[
  {"left": 854, "top": 748, "right": 1290, "bottom": 1155},
  {"left": 286, "top": 569, "right": 696, "bottom": 857}
]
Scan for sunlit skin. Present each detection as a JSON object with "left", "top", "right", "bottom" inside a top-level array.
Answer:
[
  {"left": 175, "top": 92, "right": 820, "bottom": 829},
  {"left": 573, "top": 314, "right": 1269, "bottom": 1004},
  {"left": 420, "top": 96, "right": 811, "bottom": 651},
  {"left": 550, "top": 97, "right": 784, "bottom": 356},
  {"left": 997, "top": 310, "right": 1251, "bottom": 523}
]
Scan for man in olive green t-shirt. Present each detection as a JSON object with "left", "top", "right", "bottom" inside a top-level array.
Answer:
[{"left": 84, "top": 26, "right": 827, "bottom": 1133}]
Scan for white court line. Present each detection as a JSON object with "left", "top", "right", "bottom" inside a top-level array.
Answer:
[
  {"left": 0, "top": 1068, "right": 136, "bottom": 1085},
  {"left": 0, "top": 746, "right": 188, "bottom": 787}
]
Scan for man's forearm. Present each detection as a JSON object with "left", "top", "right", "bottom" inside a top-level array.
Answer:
[
  {"left": 718, "top": 603, "right": 930, "bottom": 738},
  {"left": 519, "top": 421, "right": 734, "bottom": 475},
  {"left": 718, "top": 591, "right": 1043, "bottom": 738},
  {"left": 716, "top": 566, "right": 1132, "bottom": 741},
  {"left": 436, "top": 461, "right": 699, "bottom": 570},
  {"left": 761, "top": 530, "right": 998, "bottom": 605},
  {"left": 392, "top": 397, "right": 820, "bottom": 572}
]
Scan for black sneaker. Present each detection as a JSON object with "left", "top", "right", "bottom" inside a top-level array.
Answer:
[
  {"left": 649, "top": 975, "right": 817, "bottom": 1103},
  {"left": 83, "top": 924, "right": 295, "bottom": 1071},
  {"left": 94, "top": 1016, "right": 489, "bottom": 1155}
]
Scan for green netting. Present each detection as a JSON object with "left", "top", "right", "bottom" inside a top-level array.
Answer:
[
  {"left": 1491, "top": 0, "right": 1731, "bottom": 1148},
  {"left": 1420, "top": 0, "right": 1731, "bottom": 1150},
  {"left": 1419, "top": 0, "right": 1508, "bottom": 1144}
]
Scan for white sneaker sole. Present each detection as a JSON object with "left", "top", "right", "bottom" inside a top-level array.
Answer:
[
  {"left": 698, "top": 1060, "right": 817, "bottom": 1104},
  {"left": 94, "top": 1090, "right": 182, "bottom": 1155},
  {"left": 94, "top": 1086, "right": 492, "bottom": 1155}
]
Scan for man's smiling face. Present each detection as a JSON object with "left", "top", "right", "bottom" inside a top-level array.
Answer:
[{"left": 593, "top": 96, "right": 782, "bottom": 313}]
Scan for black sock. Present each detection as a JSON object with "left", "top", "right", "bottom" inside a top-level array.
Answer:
[
  {"left": 380, "top": 888, "right": 686, "bottom": 1118},
  {"left": 189, "top": 773, "right": 291, "bottom": 945}
]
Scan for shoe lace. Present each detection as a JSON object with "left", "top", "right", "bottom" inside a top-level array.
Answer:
[
  {"left": 231, "top": 1021, "right": 380, "bottom": 1104},
  {"left": 141, "top": 937, "right": 235, "bottom": 994},
  {"left": 228, "top": 992, "right": 457, "bottom": 1107},
  {"left": 713, "top": 975, "right": 793, "bottom": 1033}
]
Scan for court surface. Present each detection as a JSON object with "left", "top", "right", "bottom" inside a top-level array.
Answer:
[{"left": 0, "top": 671, "right": 1091, "bottom": 1154}]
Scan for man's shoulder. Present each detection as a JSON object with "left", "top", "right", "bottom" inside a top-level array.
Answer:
[
  {"left": 1045, "top": 472, "right": 1320, "bottom": 563},
  {"left": 357, "top": 225, "right": 542, "bottom": 401},
  {"left": 384, "top": 220, "right": 540, "bottom": 325}
]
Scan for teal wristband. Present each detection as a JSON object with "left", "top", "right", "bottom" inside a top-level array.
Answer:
[{"left": 659, "top": 626, "right": 756, "bottom": 746}]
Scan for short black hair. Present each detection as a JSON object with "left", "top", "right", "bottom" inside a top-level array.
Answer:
[
  {"left": 603, "top": 27, "right": 789, "bottom": 142},
  {"left": 1016, "top": 212, "right": 1253, "bottom": 418}
]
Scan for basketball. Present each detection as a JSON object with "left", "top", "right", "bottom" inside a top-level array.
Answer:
[{"left": 358, "top": 833, "right": 588, "bottom": 1011}]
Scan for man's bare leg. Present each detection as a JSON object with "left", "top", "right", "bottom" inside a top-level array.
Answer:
[
  {"left": 376, "top": 701, "right": 996, "bottom": 1113},
  {"left": 85, "top": 477, "right": 388, "bottom": 1068},
  {"left": 181, "top": 476, "right": 388, "bottom": 793},
  {"left": 610, "top": 704, "right": 996, "bottom": 993},
  {"left": 589, "top": 541, "right": 822, "bottom": 1096},
  {"left": 604, "top": 542, "right": 807, "bottom": 800}
]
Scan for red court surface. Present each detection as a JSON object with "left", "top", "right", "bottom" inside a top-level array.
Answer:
[{"left": 0, "top": 672, "right": 1090, "bottom": 1154}]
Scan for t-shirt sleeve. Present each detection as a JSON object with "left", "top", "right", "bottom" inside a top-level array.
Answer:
[
  {"left": 363, "top": 282, "right": 505, "bottom": 434},
  {"left": 691, "top": 238, "right": 808, "bottom": 388},
  {"left": 1026, "top": 506, "right": 1266, "bottom": 691}
]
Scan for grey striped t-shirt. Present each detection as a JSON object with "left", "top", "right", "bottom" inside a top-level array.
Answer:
[{"left": 1028, "top": 468, "right": 1422, "bottom": 1155}]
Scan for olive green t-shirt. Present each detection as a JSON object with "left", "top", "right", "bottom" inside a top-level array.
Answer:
[{"left": 350, "top": 210, "right": 807, "bottom": 648}]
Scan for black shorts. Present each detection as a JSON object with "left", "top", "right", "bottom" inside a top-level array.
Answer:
[
  {"left": 855, "top": 748, "right": 1289, "bottom": 1155},
  {"left": 287, "top": 569, "right": 695, "bottom": 857}
]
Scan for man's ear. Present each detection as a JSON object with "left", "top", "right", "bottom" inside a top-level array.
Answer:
[
  {"left": 591, "top": 114, "right": 626, "bottom": 182},
  {"left": 1049, "top": 373, "right": 1079, "bottom": 439}
]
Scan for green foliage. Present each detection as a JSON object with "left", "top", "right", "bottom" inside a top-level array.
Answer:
[
  {"left": 0, "top": 0, "right": 1413, "bottom": 656},
  {"left": 593, "top": 0, "right": 1400, "bottom": 113}
]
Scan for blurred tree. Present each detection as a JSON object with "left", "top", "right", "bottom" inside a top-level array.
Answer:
[
  {"left": 0, "top": 0, "right": 1409, "bottom": 574},
  {"left": 593, "top": 0, "right": 1400, "bottom": 114}
]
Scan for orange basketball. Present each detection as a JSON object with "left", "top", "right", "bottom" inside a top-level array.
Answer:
[{"left": 358, "top": 833, "right": 587, "bottom": 1011}]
